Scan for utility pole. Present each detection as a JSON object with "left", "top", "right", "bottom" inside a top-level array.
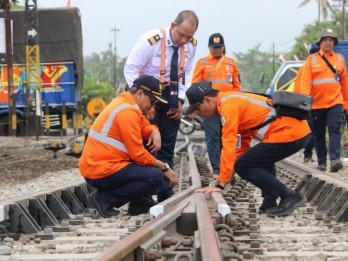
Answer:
[
  {"left": 342, "top": 0, "right": 347, "bottom": 40},
  {"left": 1, "top": 0, "right": 16, "bottom": 136},
  {"left": 272, "top": 42, "right": 275, "bottom": 78},
  {"left": 111, "top": 26, "right": 119, "bottom": 90},
  {"left": 25, "top": 0, "right": 41, "bottom": 139},
  {"left": 333, "top": 0, "right": 347, "bottom": 39}
]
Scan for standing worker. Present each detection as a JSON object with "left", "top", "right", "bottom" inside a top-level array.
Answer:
[
  {"left": 190, "top": 33, "right": 242, "bottom": 176},
  {"left": 293, "top": 44, "right": 319, "bottom": 163},
  {"left": 79, "top": 75, "right": 178, "bottom": 217},
  {"left": 301, "top": 28, "right": 348, "bottom": 172},
  {"left": 124, "top": 10, "right": 199, "bottom": 169},
  {"left": 187, "top": 81, "right": 311, "bottom": 217}
]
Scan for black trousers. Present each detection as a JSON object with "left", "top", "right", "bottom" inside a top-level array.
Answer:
[{"left": 234, "top": 134, "right": 310, "bottom": 198}]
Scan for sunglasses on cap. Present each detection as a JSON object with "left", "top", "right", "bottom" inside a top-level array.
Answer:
[{"left": 144, "top": 91, "right": 158, "bottom": 105}]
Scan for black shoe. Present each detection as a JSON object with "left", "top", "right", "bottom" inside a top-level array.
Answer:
[
  {"left": 212, "top": 168, "right": 220, "bottom": 179},
  {"left": 230, "top": 176, "right": 237, "bottom": 186},
  {"left": 330, "top": 159, "right": 343, "bottom": 173},
  {"left": 157, "top": 193, "right": 174, "bottom": 203},
  {"left": 268, "top": 191, "right": 306, "bottom": 217},
  {"left": 303, "top": 157, "right": 314, "bottom": 163},
  {"left": 88, "top": 191, "right": 119, "bottom": 218},
  {"left": 316, "top": 164, "right": 326, "bottom": 171},
  {"left": 259, "top": 195, "right": 278, "bottom": 214},
  {"left": 128, "top": 196, "right": 156, "bottom": 216}
]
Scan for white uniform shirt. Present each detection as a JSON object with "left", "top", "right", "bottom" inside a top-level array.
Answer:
[{"left": 124, "top": 27, "right": 196, "bottom": 101}]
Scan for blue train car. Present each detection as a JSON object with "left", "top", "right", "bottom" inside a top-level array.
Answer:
[{"left": 0, "top": 7, "right": 83, "bottom": 136}]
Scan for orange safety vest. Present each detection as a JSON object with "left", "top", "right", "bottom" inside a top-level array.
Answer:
[
  {"left": 78, "top": 92, "right": 157, "bottom": 179},
  {"left": 192, "top": 54, "right": 242, "bottom": 92},
  {"left": 301, "top": 49, "right": 348, "bottom": 109},
  {"left": 217, "top": 92, "right": 311, "bottom": 183},
  {"left": 293, "top": 66, "right": 304, "bottom": 93}
]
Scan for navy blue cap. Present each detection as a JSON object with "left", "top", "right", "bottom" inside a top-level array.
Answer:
[
  {"left": 133, "top": 75, "right": 167, "bottom": 104},
  {"left": 185, "top": 81, "right": 214, "bottom": 114},
  {"left": 208, "top": 33, "right": 224, "bottom": 47}
]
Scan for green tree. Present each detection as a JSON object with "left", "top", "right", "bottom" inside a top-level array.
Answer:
[
  {"left": 233, "top": 45, "right": 278, "bottom": 92},
  {"left": 331, "top": 9, "right": 348, "bottom": 39},
  {"left": 288, "top": 20, "right": 336, "bottom": 60},
  {"left": 0, "top": 0, "right": 18, "bottom": 9},
  {"left": 84, "top": 50, "right": 113, "bottom": 84},
  {"left": 298, "top": 0, "right": 333, "bottom": 22},
  {"left": 81, "top": 76, "right": 115, "bottom": 116},
  {"left": 84, "top": 48, "right": 126, "bottom": 88},
  {"left": 117, "top": 57, "right": 127, "bottom": 88}
]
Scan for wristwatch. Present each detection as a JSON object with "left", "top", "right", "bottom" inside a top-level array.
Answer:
[
  {"left": 214, "top": 181, "right": 225, "bottom": 190},
  {"left": 162, "top": 163, "right": 170, "bottom": 172}
]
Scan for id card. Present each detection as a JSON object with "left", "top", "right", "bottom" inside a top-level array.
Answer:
[
  {"left": 227, "top": 73, "right": 233, "bottom": 83},
  {"left": 236, "top": 134, "right": 241, "bottom": 148},
  {"left": 335, "top": 72, "right": 341, "bottom": 82}
]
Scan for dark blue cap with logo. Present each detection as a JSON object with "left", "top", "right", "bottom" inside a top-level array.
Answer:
[
  {"left": 185, "top": 81, "right": 214, "bottom": 114},
  {"left": 208, "top": 33, "right": 225, "bottom": 47},
  {"left": 133, "top": 75, "right": 167, "bottom": 104}
]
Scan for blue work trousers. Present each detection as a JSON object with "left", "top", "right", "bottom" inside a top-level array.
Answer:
[
  {"left": 234, "top": 134, "right": 310, "bottom": 198},
  {"left": 312, "top": 104, "right": 343, "bottom": 165},
  {"left": 153, "top": 109, "right": 180, "bottom": 168},
  {"left": 203, "top": 115, "right": 221, "bottom": 173},
  {"left": 304, "top": 111, "right": 315, "bottom": 159},
  {"left": 85, "top": 164, "right": 174, "bottom": 208}
]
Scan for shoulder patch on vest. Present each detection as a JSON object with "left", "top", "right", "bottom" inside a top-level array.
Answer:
[
  {"left": 148, "top": 34, "right": 161, "bottom": 45},
  {"left": 190, "top": 37, "right": 197, "bottom": 46}
]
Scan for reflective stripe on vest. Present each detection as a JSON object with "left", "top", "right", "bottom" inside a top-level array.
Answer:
[
  {"left": 201, "top": 57, "right": 234, "bottom": 84},
  {"left": 312, "top": 78, "right": 337, "bottom": 85},
  {"left": 220, "top": 93, "right": 276, "bottom": 140},
  {"left": 88, "top": 103, "right": 139, "bottom": 153},
  {"left": 212, "top": 79, "right": 230, "bottom": 84},
  {"left": 201, "top": 57, "right": 208, "bottom": 66},
  {"left": 311, "top": 53, "right": 341, "bottom": 86}
]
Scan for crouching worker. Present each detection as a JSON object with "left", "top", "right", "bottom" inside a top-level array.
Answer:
[
  {"left": 79, "top": 75, "right": 178, "bottom": 217},
  {"left": 188, "top": 81, "right": 311, "bottom": 217}
]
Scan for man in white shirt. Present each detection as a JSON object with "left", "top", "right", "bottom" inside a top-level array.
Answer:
[{"left": 124, "top": 10, "right": 199, "bottom": 168}]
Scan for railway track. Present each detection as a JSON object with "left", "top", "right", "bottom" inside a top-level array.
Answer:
[{"left": 0, "top": 135, "right": 348, "bottom": 260}]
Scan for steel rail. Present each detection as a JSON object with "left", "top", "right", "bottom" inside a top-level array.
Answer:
[
  {"left": 0, "top": 180, "right": 86, "bottom": 222},
  {"left": 93, "top": 201, "right": 189, "bottom": 261},
  {"left": 150, "top": 143, "right": 202, "bottom": 217},
  {"left": 280, "top": 158, "right": 348, "bottom": 189},
  {"left": 195, "top": 193, "right": 224, "bottom": 261}
]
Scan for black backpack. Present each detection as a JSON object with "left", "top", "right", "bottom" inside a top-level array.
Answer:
[{"left": 250, "top": 91, "right": 312, "bottom": 130}]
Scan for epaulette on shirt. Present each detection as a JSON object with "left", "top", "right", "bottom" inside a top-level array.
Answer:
[
  {"left": 190, "top": 37, "right": 197, "bottom": 46},
  {"left": 148, "top": 34, "right": 161, "bottom": 45}
]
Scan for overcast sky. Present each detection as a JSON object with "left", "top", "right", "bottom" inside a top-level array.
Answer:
[{"left": 17, "top": 0, "right": 318, "bottom": 60}]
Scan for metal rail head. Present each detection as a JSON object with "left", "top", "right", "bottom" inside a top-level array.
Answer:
[
  {"left": 93, "top": 202, "right": 189, "bottom": 261},
  {"left": 195, "top": 193, "right": 224, "bottom": 260},
  {"left": 150, "top": 142, "right": 202, "bottom": 217}
]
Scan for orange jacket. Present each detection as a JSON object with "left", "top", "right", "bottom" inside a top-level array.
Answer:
[
  {"left": 192, "top": 54, "right": 242, "bottom": 92},
  {"left": 217, "top": 91, "right": 311, "bottom": 183},
  {"left": 79, "top": 92, "right": 158, "bottom": 179},
  {"left": 300, "top": 49, "right": 348, "bottom": 109}
]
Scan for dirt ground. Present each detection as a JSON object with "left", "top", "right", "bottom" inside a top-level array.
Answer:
[
  {"left": 0, "top": 136, "right": 81, "bottom": 180},
  {"left": 1, "top": 135, "right": 348, "bottom": 184}
]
